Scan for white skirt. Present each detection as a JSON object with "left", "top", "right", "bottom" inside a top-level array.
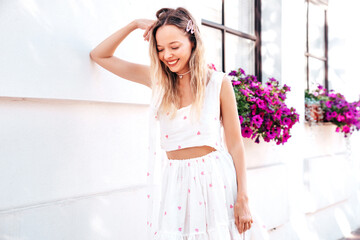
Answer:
[{"left": 152, "top": 149, "right": 248, "bottom": 240}]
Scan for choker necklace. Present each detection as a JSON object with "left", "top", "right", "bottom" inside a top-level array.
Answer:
[{"left": 177, "top": 70, "right": 191, "bottom": 79}]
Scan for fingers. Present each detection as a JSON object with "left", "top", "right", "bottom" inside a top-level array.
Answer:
[
  {"left": 143, "top": 25, "right": 154, "bottom": 42},
  {"left": 236, "top": 216, "right": 253, "bottom": 234},
  {"left": 143, "top": 26, "right": 150, "bottom": 38},
  {"left": 244, "top": 221, "right": 251, "bottom": 232},
  {"left": 235, "top": 212, "right": 239, "bottom": 227}
]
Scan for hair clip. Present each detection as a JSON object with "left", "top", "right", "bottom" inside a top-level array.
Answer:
[{"left": 186, "top": 19, "right": 195, "bottom": 34}]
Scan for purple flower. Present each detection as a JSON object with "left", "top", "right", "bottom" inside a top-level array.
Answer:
[
  {"left": 241, "top": 126, "right": 253, "bottom": 138},
  {"left": 325, "top": 101, "right": 332, "bottom": 108},
  {"left": 265, "top": 120, "right": 273, "bottom": 130},
  {"left": 278, "top": 93, "right": 286, "bottom": 101},
  {"left": 337, "top": 114, "right": 345, "bottom": 122},
  {"left": 283, "top": 132, "right": 290, "bottom": 143},
  {"left": 229, "top": 71, "right": 237, "bottom": 76},
  {"left": 266, "top": 130, "right": 276, "bottom": 139},
  {"left": 239, "top": 115, "right": 244, "bottom": 124},
  {"left": 274, "top": 109, "right": 282, "bottom": 120},
  {"left": 345, "top": 111, "right": 354, "bottom": 119},
  {"left": 255, "top": 89, "right": 263, "bottom": 96},
  {"left": 250, "top": 82, "right": 258, "bottom": 88},
  {"left": 326, "top": 112, "right": 332, "bottom": 120},
  {"left": 331, "top": 111, "right": 338, "bottom": 118},
  {"left": 240, "top": 68, "right": 246, "bottom": 75},
  {"left": 263, "top": 135, "right": 270, "bottom": 142},
  {"left": 257, "top": 100, "right": 266, "bottom": 109},
  {"left": 269, "top": 77, "right": 276, "bottom": 82},
  {"left": 282, "top": 117, "right": 292, "bottom": 127},
  {"left": 282, "top": 108, "right": 291, "bottom": 115},
  {"left": 252, "top": 115, "right": 263, "bottom": 128},
  {"left": 283, "top": 84, "right": 291, "bottom": 92},
  {"left": 342, "top": 125, "right": 350, "bottom": 133},
  {"left": 232, "top": 80, "right": 241, "bottom": 85},
  {"left": 240, "top": 89, "right": 248, "bottom": 96},
  {"left": 336, "top": 103, "right": 345, "bottom": 109}
]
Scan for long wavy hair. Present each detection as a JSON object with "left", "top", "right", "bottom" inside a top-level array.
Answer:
[{"left": 149, "top": 7, "right": 209, "bottom": 123}]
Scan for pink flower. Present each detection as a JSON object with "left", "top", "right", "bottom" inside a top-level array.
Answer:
[
  {"left": 325, "top": 101, "right": 332, "bottom": 108},
  {"left": 252, "top": 115, "right": 263, "bottom": 128},
  {"left": 337, "top": 114, "right": 345, "bottom": 122},
  {"left": 342, "top": 125, "right": 350, "bottom": 133},
  {"left": 239, "top": 115, "right": 244, "bottom": 124},
  {"left": 282, "top": 117, "right": 292, "bottom": 127},
  {"left": 241, "top": 126, "right": 253, "bottom": 138},
  {"left": 345, "top": 111, "right": 354, "bottom": 119},
  {"left": 274, "top": 109, "right": 282, "bottom": 120}
]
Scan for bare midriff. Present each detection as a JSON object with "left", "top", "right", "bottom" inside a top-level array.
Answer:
[{"left": 166, "top": 145, "right": 217, "bottom": 160}]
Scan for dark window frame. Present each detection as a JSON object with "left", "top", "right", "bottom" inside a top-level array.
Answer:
[
  {"left": 305, "top": 0, "right": 328, "bottom": 92},
  {"left": 201, "top": 0, "right": 262, "bottom": 82}
]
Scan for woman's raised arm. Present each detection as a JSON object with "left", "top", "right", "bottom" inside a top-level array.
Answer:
[{"left": 89, "top": 19, "right": 155, "bottom": 89}]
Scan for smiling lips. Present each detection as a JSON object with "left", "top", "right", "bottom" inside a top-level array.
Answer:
[{"left": 167, "top": 59, "right": 179, "bottom": 67}]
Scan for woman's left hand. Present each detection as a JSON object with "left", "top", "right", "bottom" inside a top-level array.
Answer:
[{"left": 234, "top": 198, "right": 253, "bottom": 234}]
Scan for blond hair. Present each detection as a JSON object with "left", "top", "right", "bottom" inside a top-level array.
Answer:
[{"left": 149, "top": 7, "right": 208, "bottom": 123}]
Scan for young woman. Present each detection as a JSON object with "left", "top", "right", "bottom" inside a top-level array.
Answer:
[{"left": 90, "top": 7, "right": 253, "bottom": 240}]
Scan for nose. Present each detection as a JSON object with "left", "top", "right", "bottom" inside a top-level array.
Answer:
[{"left": 164, "top": 49, "right": 173, "bottom": 60}]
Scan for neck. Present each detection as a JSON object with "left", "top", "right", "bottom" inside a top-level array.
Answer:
[{"left": 177, "top": 74, "right": 191, "bottom": 85}]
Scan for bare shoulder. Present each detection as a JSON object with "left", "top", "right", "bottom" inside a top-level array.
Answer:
[
  {"left": 220, "top": 73, "right": 233, "bottom": 99},
  {"left": 220, "top": 74, "right": 237, "bottom": 117}
]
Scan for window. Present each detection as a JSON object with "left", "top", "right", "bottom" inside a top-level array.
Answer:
[
  {"left": 305, "top": 0, "right": 328, "bottom": 92},
  {"left": 201, "top": 0, "right": 262, "bottom": 81}
]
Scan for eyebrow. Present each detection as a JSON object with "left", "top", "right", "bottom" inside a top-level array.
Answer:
[{"left": 157, "top": 41, "right": 181, "bottom": 47}]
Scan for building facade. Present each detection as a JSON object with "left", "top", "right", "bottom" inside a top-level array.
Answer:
[{"left": 0, "top": 0, "right": 359, "bottom": 239}]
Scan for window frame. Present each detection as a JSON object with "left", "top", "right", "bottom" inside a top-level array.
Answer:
[
  {"left": 305, "top": 0, "right": 329, "bottom": 92},
  {"left": 201, "top": 0, "right": 262, "bottom": 82}
]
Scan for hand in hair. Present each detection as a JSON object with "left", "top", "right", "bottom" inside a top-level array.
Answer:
[{"left": 133, "top": 19, "right": 156, "bottom": 42}]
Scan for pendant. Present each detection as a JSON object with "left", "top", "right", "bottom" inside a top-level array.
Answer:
[{"left": 179, "top": 75, "right": 183, "bottom": 79}]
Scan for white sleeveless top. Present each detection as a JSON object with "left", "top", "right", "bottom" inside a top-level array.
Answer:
[{"left": 157, "top": 70, "right": 227, "bottom": 152}]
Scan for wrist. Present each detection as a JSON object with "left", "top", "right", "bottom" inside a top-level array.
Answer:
[
  {"left": 236, "top": 193, "right": 249, "bottom": 203},
  {"left": 129, "top": 20, "right": 138, "bottom": 30}
]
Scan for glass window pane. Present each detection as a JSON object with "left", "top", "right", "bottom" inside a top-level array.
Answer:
[
  {"left": 201, "top": 0, "right": 222, "bottom": 24},
  {"left": 225, "top": 33, "right": 255, "bottom": 74},
  {"left": 225, "top": 0, "right": 254, "bottom": 35},
  {"left": 308, "top": 57, "right": 325, "bottom": 92},
  {"left": 201, "top": 26, "right": 223, "bottom": 71},
  {"left": 308, "top": 4, "right": 325, "bottom": 57}
]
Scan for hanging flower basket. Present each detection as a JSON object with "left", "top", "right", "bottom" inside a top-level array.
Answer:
[{"left": 228, "top": 67, "right": 300, "bottom": 145}]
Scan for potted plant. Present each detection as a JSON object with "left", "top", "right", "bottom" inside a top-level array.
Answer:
[
  {"left": 227, "top": 67, "right": 300, "bottom": 145},
  {"left": 305, "top": 84, "right": 360, "bottom": 137}
]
